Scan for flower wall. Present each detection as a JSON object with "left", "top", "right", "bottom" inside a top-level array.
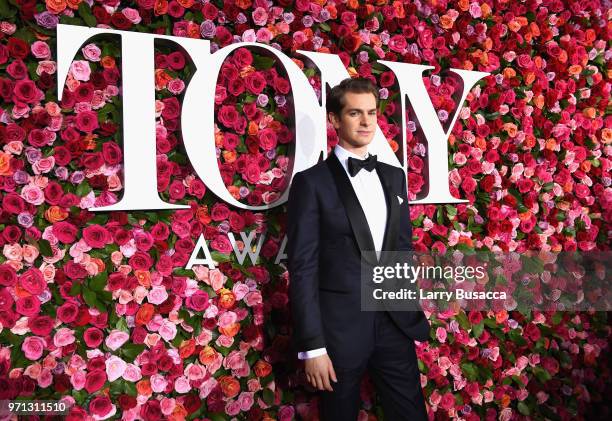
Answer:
[{"left": 0, "top": 0, "right": 610, "bottom": 420}]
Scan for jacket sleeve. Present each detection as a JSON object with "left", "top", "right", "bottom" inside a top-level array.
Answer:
[
  {"left": 397, "top": 168, "right": 415, "bottom": 252},
  {"left": 286, "top": 171, "right": 326, "bottom": 351}
]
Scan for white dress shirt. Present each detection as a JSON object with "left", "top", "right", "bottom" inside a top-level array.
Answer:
[{"left": 298, "top": 144, "right": 388, "bottom": 360}]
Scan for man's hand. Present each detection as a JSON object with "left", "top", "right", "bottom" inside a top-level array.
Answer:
[{"left": 304, "top": 354, "right": 337, "bottom": 391}]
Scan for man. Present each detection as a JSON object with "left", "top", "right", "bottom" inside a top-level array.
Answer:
[{"left": 287, "top": 78, "right": 431, "bottom": 421}]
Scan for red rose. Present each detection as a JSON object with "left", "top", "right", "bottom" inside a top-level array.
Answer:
[
  {"left": 162, "top": 97, "right": 180, "bottom": 119},
  {"left": 210, "top": 235, "right": 232, "bottom": 254},
  {"left": 1, "top": 192, "right": 25, "bottom": 214},
  {"left": 85, "top": 369, "right": 107, "bottom": 393},
  {"left": 186, "top": 290, "right": 209, "bottom": 312},
  {"left": 89, "top": 396, "right": 112, "bottom": 417},
  {"left": 118, "top": 394, "right": 137, "bottom": 410},
  {"left": 57, "top": 301, "right": 79, "bottom": 323},
  {"left": 82, "top": 225, "right": 111, "bottom": 248},
  {"left": 102, "top": 142, "right": 122, "bottom": 165},
  {"left": 210, "top": 203, "right": 230, "bottom": 221},
  {"left": 468, "top": 311, "right": 483, "bottom": 325},
  {"left": 52, "top": 145, "right": 72, "bottom": 167},
  {"left": 215, "top": 26, "right": 233, "bottom": 47},
  {"left": 7, "top": 37, "right": 28, "bottom": 59},
  {"left": 233, "top": 48, "right": 253, "bottom": 67},
  {"left": 5, "top": 123, "right": 26, "bottom": 142},
  {"left": 44, "top": 182, "right": 64, "bottom": 205},
  {"left": 0, "top": 289, "right": 14, "bottom": 312},
  {"left": 74, "top": 82, "right": 94, "bottom": 102},
  {"left": 129, "top": 251, "right": 153, "bottom": 270},
  {"left": 15, "top": 296, "right": 40, "bottom": 316},
  {"left": 2, "top": 226, "right": 22, "bottom": 243},
  {"left": 75, "top": 111, "right": 99, "bottom": 132},
  {"left": 258, "top": 128, "right": 277, "bottom": 151},
  {"left": 245, "top": 72, "right": 266, "bottom": 94},
  {"left": 52, "top": 221, "right": 78, "bottom": 244},
  {"left": 19, "top": 268, "right": 46, "bottom": 295},
  {"left": 28, "top": 315, "right": 54, "bottom": 336},
  {"left": 0, "top": 264, "right": 17, "bottom": 287},
  {"left": 80, "top": 152, "right": 104, "bottom": 170},
  {"left": 13, "top": 80, "right": 40, "bottom": 104},
  {"left": 166, "top": 51, "right": 186, "bottom": 70},
  {"left": 217, "top": 105, "right": 239, "bottom": 128},
  {"left": 63, "top": 261, "right": 88, "bottom": 280}
]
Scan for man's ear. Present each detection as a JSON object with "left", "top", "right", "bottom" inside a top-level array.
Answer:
[{"left": 328, "top": 112, "right": 340, "bottom": 129}]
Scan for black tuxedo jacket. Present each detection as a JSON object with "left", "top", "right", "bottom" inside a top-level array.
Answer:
[{"left": 287, "top": 151, "right": 430, "bottom": 363}]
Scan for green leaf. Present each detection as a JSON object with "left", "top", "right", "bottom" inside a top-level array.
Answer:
[
  {"left": 0, "top": 0, "right": 17, "bottom": 18},
  {"left": 122, "top": 343, "right": 145, "bottom": 361},
  {"left": 517, "top": 401, "right": 530, "bottom": 415},
  {"left": 69, "top": 282, "right": 82, "bottom": 297},
  {"left": 262, "top": 388, "right": 275, "bottom": 405},
  {"left": 460, "top": 362, "right": 479, "bottom": 381},
  {"left": 89, "top": 273, "right": 108, "bottom": 292},
  {"left": 472, "top": 321, "right": 484, "bottom": 338},
  {"left": 252, "top": 55, "right": 276, "bottom": 70},
  {"left": 82, "top": 286, "right": 98, "bottom": 309},
  {"left": 38, "top": 239, "right": 53, "bottom": 257},
  {"left": 78, "top": 2, "right": 97, "bottom": 27}
]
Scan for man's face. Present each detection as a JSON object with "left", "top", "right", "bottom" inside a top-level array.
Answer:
[{"left": 329, "top": 92, "right": 377, "bottom": 149}]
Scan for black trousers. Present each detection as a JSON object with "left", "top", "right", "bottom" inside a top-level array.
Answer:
[{"left": 319, "top": 311, "right": 427, "bottom": 421}]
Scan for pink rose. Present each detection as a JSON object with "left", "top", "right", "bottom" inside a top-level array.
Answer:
[
  {"left": 31, "top": 41, "right": 51, "bottom": 59},
  {"left": 81, "top": 43, "right": 101, "bottom": 61},
  {"left": 22, "top": 336, "right": 46, "bottom": 360},
  {"left": 105, "top": 355, "right": 127, "bottom": 382},
  {"left": 89, "top": 396, "right": 115, "bottom": 419},
  {"left": 75, "top": 110, "right": 99, "bottom": 132},
  {"left": 148, "top": 286, "right": 169, "bottom": 305},
  {"left": 69, "top": 60, "right": 91, "bottom": 81},
  {"left": 158, "top": 319, "right": 177, "bottom": 341},
  {"left": 186, "top": 290, "right": 209, "bottom": 312},
  {"left": 53, "top": 327, "right": 76, "bottom": 347},
  {"left": 105, "top": 330, "right": 129, "bottom": 351}
]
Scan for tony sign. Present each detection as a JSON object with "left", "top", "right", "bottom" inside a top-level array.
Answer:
[{"left": 57, "top": 24, "right": 489, "bottom": 214}]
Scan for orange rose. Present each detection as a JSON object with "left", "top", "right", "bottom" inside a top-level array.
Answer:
[
  {"left": 235, "top": 0, "right": 252, "bottom": 10},
  {"left": 169, "top": 404, "right": 188, "bottom": 421},
  {"left": 179, "top": 339, "right": 196, "bottom": 359},
  {"left": 136, "top": 303, "right": 155, "bottom": 325},
  {"left": 218, "top": 375, "right": 240, "bottom": 398},
  {"left": 217, "top": 288, "right": 236, "bottom": 309},
  {"left": 219, "top": 322, "right": 240, "bottom": 337},
  {"left": 135, "top": 270, "right": 151, "bottom": 288},
  {"left": 228, "top": 186, "right": 241, "bottom": 201},
  {"left": 44, "top": 205, "right": 69, "bottom": 223},
  {"left": 136, "top": 379, "right": 152, "bottom": 396},
  {"left": 176, "top": 0, "right": 194, "bottom": 7},
  {"left": 0, "top": 152, "right": 13, "bottom": 176},
  {"left": 65, "top": 0, "right": 81, "bottom": 10},
  {"left": 196, "top": 206, "right": 212, "bottom": 224},
  {"left": 253, "top": 360, "right": 272, "bottom": 378},
  {"left": 45, "top": 0, "right": 66, "bottom": 14},
  {"left": 91, "top": 258, "right": 105, "bottom": 274},
  {"left": 100, "top": 56, "right": 115, "bottom": 69},
  {"left": 154, "top": 0, "right": 168, "bottom": 16},
  {"left": 222, "top": 150, "right": 237, "bottom": 163},
  {"left": 199, "top": 346, "right": 218, "bottom": 365}
]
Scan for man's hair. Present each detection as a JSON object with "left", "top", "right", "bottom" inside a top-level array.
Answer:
[{"left": 326, "top": 77, "right": 379, "bottom": 116}]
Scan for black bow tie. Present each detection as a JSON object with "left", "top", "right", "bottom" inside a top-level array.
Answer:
[{"left": 347, "top": 154, "right": 377, "bottom": 177}]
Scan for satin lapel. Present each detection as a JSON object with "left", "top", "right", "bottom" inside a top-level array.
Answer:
[
  {"left": 375, "top": 164, "right": 400, "bottom": 265},
  {"left": 326, "top": 153, "right": 379, "bottom": 266}
]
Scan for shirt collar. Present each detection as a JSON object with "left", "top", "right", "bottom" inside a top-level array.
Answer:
[{"left": 334, "top": 144, "right": 370, "bottom": 173}]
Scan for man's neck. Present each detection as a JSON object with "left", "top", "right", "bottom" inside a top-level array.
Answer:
[{"left": 337, "top": 140, "right": 368, "bottom": 158}]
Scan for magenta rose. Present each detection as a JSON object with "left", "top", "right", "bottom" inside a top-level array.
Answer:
[
  {"left": 217, "top": 105, "right": 239, "bottom": 128},
  {"left": 28, "top": 315, "right": 54, "bottom": 336},
  {"left": 53, "top": 221, "right": 78, "bottom": 244},
  {"left": 57, "top": 301, "right": 79, "bottom": 323},
  {"left": 245, "top": 72, "right": 266, "bottom": 94},
  {"left": 186, "top": 290, "right": 210, "bottom": 312},
  {"left": 89, "top": 396, "right": 113, "bottom": 418},
  {"left": 258, "top": 128, "right": 277, "bottom": 150},
  {"left": 19, "top": 268, "right": 46, "bottom": 295},
  {"left": 129, "top": 251, "right": 153, "bottom": 270},
  {"left": 16, "top": 296, "right": 41, "bottom": 317},
  {"left": 102, "top": 141, "right": 123, "bottom": 165},
  {"left": 2, "top": 192, "right": 26, "bottom": 214},
  {"left": 85, "top": 369, "right": 107, "bottom": 393},
  {"left": 210, "top": 203, "right": 230, "bottom": 221},
  {"left": 0, "top": 264, "right": 17, "bottom": 287},
  {"left": 63, "top": 261, "right": 88, "bottom": 280},
  {"left": 13, "top": 79, "right": 41, "bottom": 104},
  {"left": 75, "top": 110, "right": 99, "bottom": 132},
  {"left": 82, "top": 225, "right": 111, "bottom": 248},
  {"left": 210, "top": 235, "right": 232, "bottom": 254},
  {"left": 0, "top": 288, "right": 14, "bottom": 311}
]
